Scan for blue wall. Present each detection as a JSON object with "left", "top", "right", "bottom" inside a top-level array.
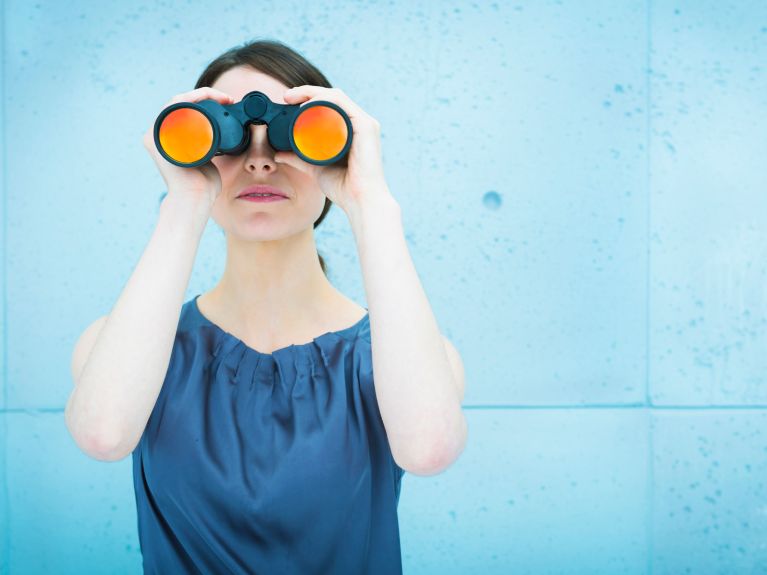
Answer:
[{"left": 1, "top": 1, "right": 766, "bottom": 573}]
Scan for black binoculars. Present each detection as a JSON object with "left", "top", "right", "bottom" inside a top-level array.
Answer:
[{"left": 154, "top": 90, "right": 353, "bottom": 168}]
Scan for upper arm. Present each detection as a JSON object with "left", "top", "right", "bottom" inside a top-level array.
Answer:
[
  {"left": 71, "top": 315, "right": 109, "bottom": 386},
  {"left": 441, "top": 334, "right": 465, "bottom": 403}
]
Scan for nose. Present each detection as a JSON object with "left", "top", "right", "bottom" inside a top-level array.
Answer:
[{"left": 242, "top": 123, "right": 277, "bottom": 174}]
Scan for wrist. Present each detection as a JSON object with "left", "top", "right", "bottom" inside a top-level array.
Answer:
[
  {"left": 346, "top": 188, "right": 401, "bottom": 233},
  {"left": 157, "top": 192, "right": 211, "bottom": 239}
]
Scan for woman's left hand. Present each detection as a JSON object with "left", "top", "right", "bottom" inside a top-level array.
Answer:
[{"left": 274, "top": 85, "right": 392, "bottom": 215}]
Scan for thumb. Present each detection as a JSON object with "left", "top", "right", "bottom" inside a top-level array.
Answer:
[
  {"left": 275, "top": 151, "right": 313, "bottom": 175},
  {"left": 274, "top": 152, "right": 321, "bottom": 176}
]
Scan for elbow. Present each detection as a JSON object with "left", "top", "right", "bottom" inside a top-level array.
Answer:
[
  {"left": 427, "top": 419, "right": 469, "bottom": 475},
  {"left": 396, "top": 444, "right": 464, "bottom": 477},
  {"left": 65, "top": 401, "right": 131, "bottom": 462},
  {"left": 70, "top": 427, "right": 128, "bottom": 462},
  {"left": 86, "top": 434, "right": 134, "bottom": 462},
  {"left": 395, "top": 412, "right": 469, "bottom": 476}
]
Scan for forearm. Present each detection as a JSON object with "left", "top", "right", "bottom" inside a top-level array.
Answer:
[
  {"left": 347, "top": 191, "right": 467, "bottom": 473},
  {"left": 65, "top": 194, "right": 209, "bottom": 460}
]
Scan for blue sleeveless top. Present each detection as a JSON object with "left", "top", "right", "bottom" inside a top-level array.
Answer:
[{"left": 131, "top": 294, "right": 406, "bottom": 574}]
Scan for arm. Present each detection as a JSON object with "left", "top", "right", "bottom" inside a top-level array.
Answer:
[
  {"left": 65, "top": 194, "right": 208, "bottom": 461},
  {"left": 348, "top": 192, "right": 468, "bottom": 477},
  {"left": 276, "top": 85, "right": 468, "bottom": 477}
]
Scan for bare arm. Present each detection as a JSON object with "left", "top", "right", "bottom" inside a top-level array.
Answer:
[
  {"left": 64, "top": 87, "right": 234, "bottom": 462},
  {"left": 348, "top": 191, "right": 468, "bottom": 477},
  {"left": 65, "top": 194, "right": 208, "bottom": 461}
]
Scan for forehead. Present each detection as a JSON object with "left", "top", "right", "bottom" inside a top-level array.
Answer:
[{"left": 210, "top": 65, "right": 289, "bottom": 105}]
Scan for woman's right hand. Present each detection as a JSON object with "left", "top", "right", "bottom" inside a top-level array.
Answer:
[{"left": 143, "top": 87, "right": 235, "bottom": 213}]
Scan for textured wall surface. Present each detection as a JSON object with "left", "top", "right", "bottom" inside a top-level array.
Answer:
[{"left": 1, "top": 1, "right": 766, "bottom": 573}]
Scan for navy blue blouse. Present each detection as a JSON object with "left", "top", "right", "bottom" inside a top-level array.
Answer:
[{"left": 131, "top": 294, "right": 406, "bottom": 574}]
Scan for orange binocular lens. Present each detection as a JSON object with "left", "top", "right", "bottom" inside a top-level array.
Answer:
[
  {"left": 291, "top": 105, "right": 349, "bottom": 162},
  {"left": 157, "top": 107, "right": 215, "bottom": 165}
]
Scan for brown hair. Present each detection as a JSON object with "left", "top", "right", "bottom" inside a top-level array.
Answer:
[{"left": 194, "top": 38, "right": 344, "bottom": 276}]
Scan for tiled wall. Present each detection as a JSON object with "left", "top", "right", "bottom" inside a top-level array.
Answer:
[{"left": 1, "top": 1, "right": 765, "bottom": 573}]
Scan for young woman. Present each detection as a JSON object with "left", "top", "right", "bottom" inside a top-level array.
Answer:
[{"left": 65, "top": 39, "right": 467, "bottom": 574}]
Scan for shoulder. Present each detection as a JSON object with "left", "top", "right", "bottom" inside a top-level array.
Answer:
[{"left": 333, "top": 296, "right": 368, "bottom": 332}]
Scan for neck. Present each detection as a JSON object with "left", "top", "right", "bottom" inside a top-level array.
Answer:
[{"left": 209, "top": 227, "right": 339, "bottom": 332}]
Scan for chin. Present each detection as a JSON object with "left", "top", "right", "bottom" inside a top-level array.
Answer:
[{"left": 232, "top": 220, "right": 310, "bottom": 241}]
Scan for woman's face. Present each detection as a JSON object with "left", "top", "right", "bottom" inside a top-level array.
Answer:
[{"left": 208, "top": 65, "right": 326, "bottom": 241}]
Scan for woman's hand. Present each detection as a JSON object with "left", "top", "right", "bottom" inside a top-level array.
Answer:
[
  {"left": 142, "top": 87, "right": 235, "bottom": 213},
  {"left": 274, "top": 86, "right": 394, "bottom": 215}
]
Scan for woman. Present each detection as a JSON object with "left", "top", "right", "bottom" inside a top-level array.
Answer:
[{"left": 66, "top": 39, "right": 467, "bottom": 574}]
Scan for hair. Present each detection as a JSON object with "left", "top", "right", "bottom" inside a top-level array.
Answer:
[{"left": 194, "top": 38, "right": 345, "bottom": 276}]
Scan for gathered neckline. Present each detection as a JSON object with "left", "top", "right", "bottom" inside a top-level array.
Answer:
[{"left": 190, "top": 293, "right": 369, "bottom": 357}]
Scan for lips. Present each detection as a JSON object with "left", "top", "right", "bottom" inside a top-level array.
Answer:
[{"left": 237, "top": 185, "right": 288, "bottom": 198}]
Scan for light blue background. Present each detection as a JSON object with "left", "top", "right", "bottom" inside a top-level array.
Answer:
[{"left": 1, "top": 0, "right": 766, "bottom": 573}]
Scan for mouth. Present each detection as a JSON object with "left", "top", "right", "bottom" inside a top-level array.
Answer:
[{"left": 236, "top": 185, "right": 289, "bottom": 199}]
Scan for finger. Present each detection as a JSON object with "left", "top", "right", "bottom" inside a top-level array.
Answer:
[
  {"left": 149, "top": 88, "right": 233, "bottom": 158},
  {"left": 167, "top": 87, "right": 235, "bottom": 107},
  {"left": 283, "top": 85, "right": 367, "bottom": 122},
  {"left": 181, "top": 87, "right": 235, "bottom": 104},
  {"left": 274, "top": 150, "right": 315, "bottom": 175}
]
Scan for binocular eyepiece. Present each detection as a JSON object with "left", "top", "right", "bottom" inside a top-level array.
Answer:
[{"left": 153, "top": 90, "right": 353, "bottom": 168}]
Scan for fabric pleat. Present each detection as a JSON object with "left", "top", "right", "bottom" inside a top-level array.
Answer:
[{"left": 131, "top": 294, "right": 405, "bottom": 574}]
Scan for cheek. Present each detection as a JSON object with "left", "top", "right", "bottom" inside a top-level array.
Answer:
[
  {"left": 210, "top": 195, "right": 227, "bottom": 228},
  {"left": 210, "top": 157, "right": 231, "bottom": 181},
  {"left": 285, "top": 171, "right": 324, "bottom": 207},
  {"left": 304, "top": 188, "right": 329, "bottom": 220}
]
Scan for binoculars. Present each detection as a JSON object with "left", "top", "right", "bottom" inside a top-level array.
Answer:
[{"left": 153, "top": 90, "right": 353, "bottom": 168}]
